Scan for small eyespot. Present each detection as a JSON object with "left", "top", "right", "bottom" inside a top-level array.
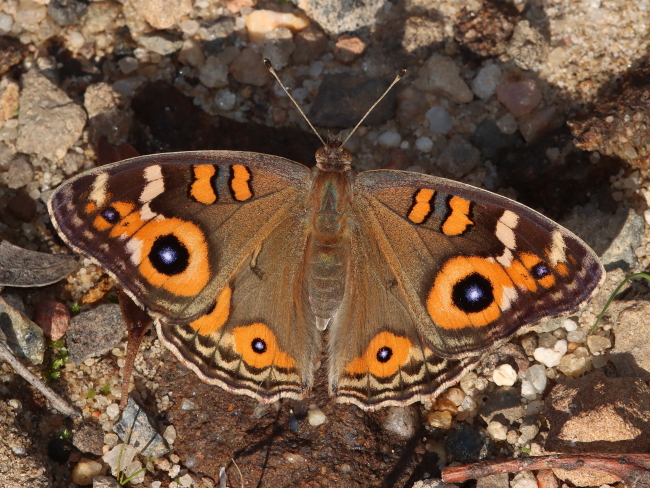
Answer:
[
  {"left": 376, "top": 346, "right": 393, "bottom": 364},
  {"left": 251, "top": 338, "right": 267, "bottom": 354},
  {"left": 532, "top": 263, "right": 551, "bottom": 279},
  {"left": 101, "top": 207, "right": 119, "bottom": 223}
]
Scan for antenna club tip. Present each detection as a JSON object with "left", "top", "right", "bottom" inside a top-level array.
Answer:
[
  {"left": 263, "top": 58, "right": 273, "bottom": 70},
  {"left": 398, "top": 68, "right": 407, "bottom": 78}
]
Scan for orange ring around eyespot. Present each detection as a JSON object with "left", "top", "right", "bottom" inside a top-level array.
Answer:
[
  {"left": 232, "top": 323, "right": 296, "bottom": 369},
  {"left": 344, "top": 331, "right": 412, "bottom": 378},
  {"left": 426, "top": 256, "right": 515, "bottom": 330},
  {"left": 189, "top": 286, "right": 232, "bottom": 337},
  {"left": 134, "top": 217, "right": 211, "bottom": 296}
]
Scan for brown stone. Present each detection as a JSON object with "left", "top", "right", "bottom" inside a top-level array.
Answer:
[{"left": 333, "top": 35, "right": 366, "bottom": 64}]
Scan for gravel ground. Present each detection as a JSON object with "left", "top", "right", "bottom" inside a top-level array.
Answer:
[{"left": 0, "top": 0, "right": 650, "bottom": 487}]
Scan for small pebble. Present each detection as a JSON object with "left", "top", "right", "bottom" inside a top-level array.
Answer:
[
  {"left": 471, "top": 62, "right": 502, "bottom": 100},
  {"left": 495, "top": 79, "right": 542, "bottom": 117},
  {"left": 533, "top": 339, "right": 567, "bottom": 367},
  {"left": 163, "top": 425, "right": 177, "bottom": 445},
  {"left": 492, "top": 364, "right": 517, "bottom": 386},
  {"left": 307, "top": 406, "right": 327, "bottom": 426},
  {"left": 415, "top": 136, "right": 433, "bottom": 153},
  {"left": 496, "top": 113, "right": 518, "bottom": 134},
  {"left": 486, "top": 421, "right": 507, "bottom": 441},
  {"left": 557, "top": 352, "right": 592, "bottom": 377},
  {"left": 383, "top": 406, "right": 419, "bottom": 438},
  {"left": 106, "top": 403, "right": 120, "bottom": 420},
  {"left": 587, "top": 335, "right": 611, "bottom": 354},
  {"left": 245, "top": 10, "right": 310, "bottom": 43},
  {"left": 214, "top": 89, "right": 236, "bottom": 111},
  {"left": 459, "top": 371, "right": 478, "bottom": 395},
  {"left": 425, "top": 106, "right": 453, "bottom": 134},
  {"left": 566, "top": 330, "right": 586, "bottom": 343},
  {"left": 117, "top": 56, "right": 139, "bottom": 74},
  {"left": 521, "top": 364, "right": 547, "bottom": 400},
  {"left": 511, "top": 470, "right": 537, "bottom": 488},
  {"left": 427, "top": 410, "right": 452, "bottom": 429},
  {"left": 377, "top": 131, "right": 402, "bottom": 147},
  {"left": 71, "top": 459, "right": 103, "bottom": 485},
  {"left": 563, "top": 319, "right": 578, "bottom": 332}
]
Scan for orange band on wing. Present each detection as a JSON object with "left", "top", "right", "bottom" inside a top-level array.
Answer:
[
  {"left": 190, "top": 165, "right": 218, "bottom": 204},
  {"left": 442, "top": 197, "right": 473, "bottom": 236},
  {"left": 505, "top": 258, "right": 537, "bottom": 292},
  {"left": 232, "top": 323, "right": 296, "bottom": 369},
  {"left": 189, "top": 286, "right": 232, "bottom": 336},
  {"left": 408, "top": 189, "right": 435, "bottom": 224},
  {"left": 345, "top": 332, "right": 411, "bottom": 378},
  {"left": 230, "top": 165, "right": 253, "bottom": 201}
]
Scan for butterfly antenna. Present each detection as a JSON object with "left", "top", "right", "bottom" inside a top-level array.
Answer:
[
  {"left": 264, "top": 58, "right": 326, "bottom": 146},
  {"left": 341, "top": 68, "right": 406, "bottom": 147}
]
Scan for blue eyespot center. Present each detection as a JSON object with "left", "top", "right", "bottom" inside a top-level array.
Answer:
[
  {"left": 101, "top": 207, "right": 119, "bottom": 223},
  {"left": 149, "top": 234, "right": 189, "bottom": 276},
  {"left": 452, "top": 273, "right": 494, "bottom": 313},
  {"left": 376, "top": 346, "right": 393, "bottom": 363},
  {"left": 251, "top": 338, "right": 267, "bottom": 354},
  {"left": 532, "top": 263, "right": 550, "bottom": 278}
]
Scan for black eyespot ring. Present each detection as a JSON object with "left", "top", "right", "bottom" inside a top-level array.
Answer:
[
  {"left": 149, "top": 234, "right": 190, "bottom": 276},
  {"left": 376, "top": 346, "right": 393, "bottom": 363},
  {"left": 452, "top": 273, "right": 494, "bottom": 313},
  {"left": 251, "top": 338, "right": 267, "bottom": 354}
]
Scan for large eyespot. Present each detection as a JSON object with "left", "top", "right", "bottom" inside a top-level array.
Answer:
[
  {"left": 231, "top": 323, "right": 295, "bottom": 369},
  {"left": 130, "top": 217, "right": 211, "bottom": 296},
  {"left": 345, "top": 332, "right": 411, "bottom": 378},
  {"left": 427, "top": 256, "right": 516, "bottom": 329}
]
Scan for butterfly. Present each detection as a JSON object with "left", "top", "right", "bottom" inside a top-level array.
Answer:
[{"left": 47, "top": 65, "right": 604, "bottom": 410}]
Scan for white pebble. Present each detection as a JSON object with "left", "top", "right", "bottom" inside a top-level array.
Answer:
[
  {"left": 307, "top": 406, "right": 327, "bottom": 426},
  {"left": 486, "top": 421, "right": 508, "bottom": 441},
  {"left": 563, "top": 319, "right": 578, "bottom": 332},
  {"left": 521, "top": 364, "right": 547, "bottom": 400},
  {"left": 533, "top": 339, "right": 568, "bottom": 367},
  {"left": 179, "top": 19, "right": 200, "bottom": 35},
  {"left": 309, "top": 60, "right": 324, "bottom": 78},
  {"left": 0, "top": 13, "right": 13, "bottom": 35},
  {"left": 567, "top": 330, "right": 585, "bottom": 343},
  {"left": 68, "top": 31, "right": 85, "bottom": 50},
  {"left": 163, "top": 425, "right": 177, "bottom": 444},
  {"left": 377, "top": 130, "right": 402, "bottom": 148},
  {"left": 106, "top": 403, "right": 120, "bottom": 420},
  {"left": 471, "top": 62, "right": 502, "bottom": 100},
  {"left": 492, "top": 364, "right": 517, "bottom": 386},
  {"left": 214, "top": 89, "right": 236, "bottom": 111},
  {"left": 415, "top": 136, "right": 433, "bottom": 153},
  {"left": 425, "top": 106, "right": 453, "bottom": 134}
]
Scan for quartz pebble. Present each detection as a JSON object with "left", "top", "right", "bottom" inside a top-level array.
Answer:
[
  {"left": 377, "top": 130, "right": 402, "bottom": 148},
  {"left": 214, "top": 89, "right": 236, "bottom": 111},
  {"left": 496, "top": 113, "right": 518, "bottom": 134},
  {"left": 415, "top": 55, "right": 473, "bottom": 104},
  {"left": 428, "top": 410, "right": 452, "bottom": 429},
  {"left": 415, "top": 136, "right": 433, "bottom": 153},
  {"left": 492, "top": 364, "right": 517, "bottom": 386},
  {"left": 426, "top": 106, "right": 453, "bottom": 134},
  {"left": 566, "top": 330, "right": 586, "bottom": 343},
  {"left": 71, "top": 458, "right": 103, "bottom": 485},
  {"left": 587, "top": 335, "right": 611, "bottom": 354},
  {"left": 163, "top": 425, "right": 177, "bottom": 445},
  {"left": 307, "top": 406, "right": 327, "bottom": 426},
  {"left": 521, "top": 364, "right": 547, "bottom": 400},
  {"left": 199, "top": 56, "right": 229, "bottom": 89},
  {"left": 486, "top": 421, "right": 507, "bottom": 441},
  {"left": 495, "top": 80, "right": 542, "bottom": 117},
  {"left": 245, "top": 10, "right": 310, "bottom": 43},
  {"left": 471, "top": 62, "right": 502, "bottom": 100},
  {"left": 534, "top": 339, "right": 567, "bottom": 367},
  {"left": 557, "top": 347, "right": 592, "bottom": 377},
  {"left": 511, "top": 470, "right": 537, "bottom": 488},
  {"left": 563, "top": 319, "right": 578, "bottom": 332}
]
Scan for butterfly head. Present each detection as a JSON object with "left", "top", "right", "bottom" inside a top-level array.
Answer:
[{"left": 315, "top": 133, "right": 352, "bottom": 170}]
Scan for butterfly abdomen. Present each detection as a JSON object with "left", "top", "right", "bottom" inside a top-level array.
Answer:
[{"left": 306, "top": 168, "right": 354, "bottom": 327}]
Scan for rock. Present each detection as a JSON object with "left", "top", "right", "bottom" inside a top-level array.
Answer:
[
  {"left": 33, "top": 301, "right": 70, "bottom": 341},
  {"left": 6, "top": 154, "right": 33, "bottom": 189},
  {"left": 229, "top": 47, "right": 270, "bottom": 87},
  {"left": 84, "top": 82, "right": 133, "bottom": 146},
  {"left": 66, "top": 304, "right": 127, "bottom": 364},
  {"left": 415, "top": 136, "right": 433, "bottom": 153},
  {"left": 47, "top": 0, "right": 87, "bottom": 26},
  {"left": 521, "top": 364, "right": 546, "bottom": 400},
  {"left": 178, "top": 38, "right": 205, "bottom": 68},
  {"left": 296, "top": 0, "right": 385, "bottom": 36},
  {"left": 480, "top": 386, "right": 525, "bottom": 424},
  {"left": 586, "top": 335, "right": 611, "bottom": 355},
  {"left": 0, "top": 400, "right": 50, "bottom": 487},
  {"left": 92, "top": 477, "right": 120, "bottom": 488},
  {"left": 492, "top": 364, "right": 517, "bottom": 386},
  {"left": 198, "top": 18, "right": 236, "bottom": 50},
  {"left": 510, "top": 471, "right": 537, "bottom": 488},
  {"left": 308, "top": 73, "right": 396, "bottom": 128},
  {"left": 495, "top": 80, "right": 543, "bottom": 117},
  {"left": 476, "top": 473, "right": 509, "bottom": 488},
  {"left": 471, "top": 62, "right": 502, "bottom": 101},
  {"left": 413, "top": 480, "right": 458, "bottom": 488},
  {"left": 245, "top": 10, "right": 310, "bottom": 43},
  {"left": 533, "top": 339, "right": 567, "bottom": 367},
  {"left": 334, "top": 35, "right": 367, "bottom": 64},
  {"left": 557, "top": 347, "right": 592, "bottom": 377},
  {"left": 0, "top": 77, "right": 19, "bottom": 126},
  {"left": 444, "top": 423, "right": 491, "bottom": 463},
  {"left": 486, "top": 421, "right": 507, "bottom": 441},
  {"left": 138, "top": 32, "right": 183, "bottom": 56},
  {"left": 518, "top": 105, "right": 562, "bottom": 142},
  {"left": 130, "top": 0, "right": 191, "bottom": 30},
  {"left": 544, "top": 372, "right": 650, "bottom": 485},
  {"left": 292, "top": 26, "right": 328, "bottom": 65},
  {"left": 103, "top": 443, "right": 145, "bottom": 484},
  {"left": 382, "top": 406, "right": 419, "bottom": 439},
  {"left": 16, "top": 69, "right": 86, "bottom": 161},
  {"left": 72, "top": 458, "right": 104, "bottom": 485},
  {"left": 610, "top": 301, "right": 650, "bottom": 380},
  {"left": 198, "top": 56, "right": 229, "bottom": 89},
  {"left": 414, "top": 55, "right": 473, "bottom": 104},
  {"left": 377, "top": 130, "right": 402, "bottom": 148},
  {"left": 401, "top": 16, "right": 445, "bottom": 58},
  {"left": 435, "top": 134, "right": 480, "bottom": 179},
  {"left": 507, "top": 20, "right": 548, "bottom": 70},
  {"left": 425, "top": 106, "right": 453, "bottom": 134},
  {"left": 262, "top": 27, "right": 295, "bottom": 70},
  {"left": 0, "top": 295, "right": 45, "bottom": 365},
  {"left": 0, "top": 37, "right": 27, "bottom": 76},
  {"left": 307, "top": 406, "right": 327, "bottom": 426},
  {"left": 453, "top": 2, "right": 515, "bottom": 58},
  {"left": 85, "top": 1, "right": 121, "bottom": 34},
  {"left": 427, "top": 410, "right": 452, "bottom": 429},
  {"left": 73, "top": 422, "right": 105, "bottom": 456},
  {"left": 599, "top": 208, "right": 644, "bottom": 270},
  {"left": 113, "top": 397, "right": 168, "bottom": 458}
]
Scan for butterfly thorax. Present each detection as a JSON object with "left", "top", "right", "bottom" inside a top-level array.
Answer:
[{"left": 307, "top": 144, "right": 354, "bottom": 330}]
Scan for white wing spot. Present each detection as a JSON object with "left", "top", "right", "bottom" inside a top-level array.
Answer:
[
  {"left": 496, "top": 210, "right": 518, "bottom": 249},
  {"left": 496, "top": 248, "right": 514, "bottom": 267},
  {"left": 141, "top": 165, "right": 165, "bottom": 203},
  {"left": 127, "top": 237, "right": 143, "bottom": 265},
  {"left": 89, "top": 173, "right": 109, "bottom": 207},
  {"left": 547, "top": 230, "right": 567, "bottom": 266}
]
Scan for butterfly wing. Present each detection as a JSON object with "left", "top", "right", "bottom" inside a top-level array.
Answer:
[
  {"left": 330, "top": 169, "right": 604, "bottom": 408},
  {"left": 49, "top": 151, "right": 319, "bottom": 401}
]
